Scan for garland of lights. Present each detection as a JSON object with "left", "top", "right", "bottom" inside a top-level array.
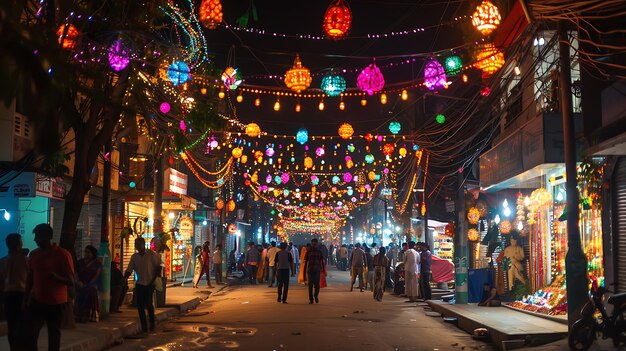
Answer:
[{"left": 161, "top": 0, "right": 209, "bottom": 69}]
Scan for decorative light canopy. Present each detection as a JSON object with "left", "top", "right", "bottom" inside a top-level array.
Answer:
[
  {"left": 338, "top": 123, "right": 354, "bottom": 139},
  {"left": 296, "top": 128, "right": 309, "bottom": 144},
  {"left": 57, "top": 24, "right": 79, "bottom": 49},
  {"left": 444, "top": 55, "right": 462, "bottom": 76},
  {"left": 424, "top": 58, "right": 447, "bottom": 90},
  {"left": 245, "top": 123, "right": 261, "bottom": 138},
  {"left": 389, "top": 121, "right": 401, "bottom": 135},
  {"left": 471, "top": 0, "right": 501, "bottom": 35},
  {"left": 474, "top": 44, "right": 505, "bottom": 77},
  {"left": 357, "top": 62, "right": 385, "bottom": 95},
  {"left": 199, "top": 0, "right": 223, "bottom": 29},
  {"left": 108, "top": 39, "right": 130, "bottom": 71},
  {"left": 321, "top": 74, "right": 347, "bottom": 96},
  {"left": 323, "top": 0, "right": 352, "bottom": 40},
  {"left": 221, "top": 67, "right": 242, "bottom": 90},
  {"left": 167, "top": 61, "right": 191, "bottom": 86},
  {"left": 284, "top": 54, "right": 312, "bottom": 93}
]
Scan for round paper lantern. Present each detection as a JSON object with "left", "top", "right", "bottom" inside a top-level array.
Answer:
[
  {"left": 499, "top": 220, "right": 512, "bottom": 234},
  {"left": 346, "top": 159, "right": 354, "bottom": 169},
  {"left": 368, "top": 171, "right": 377, "bottom": 182},
  {"left": 199, "top": 0, "right": 223, "bottom": 29},
  {"left": 296, "top": 128, "right": 308, "bottom": 144},
  {"left": 338, "top": 123, "right": 354, "bottom": 139},
  {"left": 227, "top": 223, "right": 237, "bottom": 233},
  {"left": 399, "top": 147, "right": 407, "bottom": 157},
  {"left": 389, "top": 121, "right": 401, "bottom": 135},
  {"left": 108, "top": 39, "right": 130, "bottom": 71},
  {"left": 383, "top": 143, "right": 395, "bottom": 156},
  {"left": 280, "top": 172, "right": 290, "bottom": 184},
  {"left": 216, "top": 199, "right": 225, "bottom": 210},
  {"left": 436, "top": 114, "right": 446, "bottom": 124},
  {"left": 364, "top": 133, "right": 374, "bottom": 142},
  {"left": 227, "top": 199, "right": 236, "bottom": 212},
  {"left": 304, "top": 156, "right": 314, "bottom": 169},
  {"left": 474, "top": 44, "right": 505, "bottom": 78},
  {"left": 471, "top": 0, "right": 501, "bottom": 35},
  {"left": 467, "top": 207, "right": 480, "bottom": 224},
  {"left": 424, "top": 58, "right": 447, "bottom": 91},
  {"left": 245, "top": 123, "right": 261, "bottom": 138},
  {"left": 284, "top": 54, "right": 312, "bottom": 93},
  {"left": 57, "top": 24, "right": 79, "bottom": 49},
  {"left": 311, "top": 175, "right": 320, "bottom": 185},
  {"left": 444, "top": 55, "right": 463, "bottom": 76},
  {"left": 476, "top": 200, "right": 488, "bottom": 218},
  {"left": 332, "top": 176, "right": 340, "bottom": 184},
  {"left": 323, "top": 0, "right": 352, "bottom": 40},
  {"left": 357, "top": 62, "right": 385, "bottom": 95},
  {"left": 316, "top": 147, "right": 325, "bottom": 157},
  {"left": 445, "top": 223, "right": 455, "bottom": 237},
  {"left": 274, "top": 175, "right": 282, "bottom": 184},
  {"left": 159, "top": 102, "right": 171, "bottom": 114},
  {"left": 365, "top": 154, "right": 375, "bottom": 164},
  {"left": 343, "top": 172, "right": 353, "bottom": 183},
  {"left": 321, "top": 74, "right": 347, "bottom": 96},
  {"left": 231, "top": 147, "right": 243, "bottom": 159},
  {"left": 221, "top": 67, "right": 242, "bottom": 90},
  {"left": 167, "top": 61, "right": 191, "bottom": 86},
  {"left": 468, "top": 228, "right": 479, "bottom": 242},
  {"left": 265, "top": 147, "right": 275, "bottom": 157},
  {"left": 241, "top": 155, "right": 248, "bottom": 163},
  {"left": 254, "top": 150, "right": 263, "bottom": 160}
]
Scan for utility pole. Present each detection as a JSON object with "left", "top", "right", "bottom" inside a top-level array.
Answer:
[
  {"left": 98, "top": 140, "right": 112, "bottom": 317},
  {"left": 559, "top": 23, "right": 588, "bottom": 327},
  {"left": 454, "top": 172, "right": 468, "bottom": 303},
  {"left": 153, "top": 155, "right": 164, "bottom": 234}
]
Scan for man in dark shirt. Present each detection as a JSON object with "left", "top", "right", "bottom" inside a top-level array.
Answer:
[
  {"left": 303, "top": 238, "right": 325, "bottom": 304},
  {"left": 418, "top": 242, "right": 432, "bottom": 300},
  {"left": 274, "top": 242, "right": 294, "bottom": 304}
]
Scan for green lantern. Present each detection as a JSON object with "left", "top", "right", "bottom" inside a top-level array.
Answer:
[
  {"left": 389, "top": 121, "right": 401, "bottom": 134},
  {"left": 321, "top": 74, "right": 347, "bottom": 97},
  {"left": 365, "top": 154, "right": 375, "bottom": 164},
  {"left": 444, "top": 55, "right": 462, "bottom": 76},
  {"left": 436, "top": 114, "right": 446, "bottom": 124}
]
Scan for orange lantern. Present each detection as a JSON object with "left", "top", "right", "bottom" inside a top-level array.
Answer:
[
  {"left": 383, "top": 143, "right": 395, "bottom": 156},
  {"left": 284, "top": 54, "right": 312, "bottom": 93},
  {"left": 226, "top": 199, "right": 236, "bottom": 212},
  {"left": 57, "top": 24, "right": 79, "bottom": 49},
  {"left": 467, "top": 207, "right": 480, "bottom": 224},
  {"left": 245, "top": 123, "right": 261, "bottom": 138},
  {"left": 474, "top": 44, "right": 505, "bottom": 78},
  {"left": 338, "top": 123, "right": 354, "bottom": 139},
  {"left": 368, "top": 171, "right": 377, "bottom": 181},
  {"left": 240, "top": 154, "right": 248, "bottom": 164},
  {"left": 499, "top": 220, "right": 512, "bottom": 234},
  {"left": 216, "top": 199, "right": 225, "bottom": 210},
  {"left": 445, "top": 223, "right": 455, "bottom": 237},
  {"left": 199, "top": 0, "right": 223, "bottom": 29},
  {"left": 323, "top": 0, "right": 352, "bottom": 40},
  {"left": 254, "top": 150, "right": 263, "bottom": 161},
  {"left": 227, "top": 223, "right": 237, "bottom": 233},
  {"left": 468, "top": 228, "right": 479, "bottom": 242},
  {"left": 471, "top": 0, "right": 501, "bottom": 35},
  {"left": 304, "top": 156, "right": 314, "bottom": 169},
  {"left": 231, "top": 147, "right": 243, "bottom": 159}
]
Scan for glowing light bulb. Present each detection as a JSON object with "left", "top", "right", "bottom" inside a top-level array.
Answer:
[
  {"left": 202, "top": 219, "right": 208, "bottom": 226},
  {"left": 274, "top": 100, "right": 280, "bottom": 111},
  {"left": 339, "top": 101, "right": 345, "bottom": 110},
  {"left": 319, "top": 100, "right": 325, "bottom": 111},
  {"left": 494, "top": 214, "right": 501, "bottom": 224},
  {"left": 503, "top": 207, "right": 511, "bottom": 217},
  {"left": 200, "top": 87, "right": 207, "bottom": 95},
  {"left": 168, "top": 212, "right": 175, "bottom": 219},
  {"left": 361, "top": 99, "right": 367, "bottom": 106},
  {"left": 236, "top": 94, "right": 243, "bottom": 103},
  {"left": 503, "top": 199, "right": 509, "bottom": 208},
  {"left": 380, "top": 93, "right": 387, "bottom": 104},
  {"left": 401, "top": 89, "right": 408, "bottom": 101},
  {"left": 254, "top": 97, "right": 261, "bottom": 107},
  {"left": 524, "top": 196, "right": 530, "bottom": 207},
  {"left": 517, "top": 221, "right": 523, "bottom": 230},
  {"left": 514, "top": 66, "right": 521, "bottom": 76},
  {"left": 295, "top": 103, "right": 301, "bottom": 112},
  {"left": 3, "top": 210, "right": 10, "bottom": 221},
  {"left": 462, "top": 74, "right": 468, "bottom": 83},
  {"left": 218, "top": 90, "right": 225, "bottom": 99}
]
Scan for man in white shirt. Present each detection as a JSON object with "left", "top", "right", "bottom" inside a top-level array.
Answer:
[
  {"left": 403, "top": 241, "right": 420, "bottom": 302},
  {"left": 289, "top": 242, "right": 300, "bottom": 275},
  {"left": 267, "top": 241, "right": 279, "bottom": 287},
  {"left": 124, "top": 237, "right": 162, "bottom": 335}
]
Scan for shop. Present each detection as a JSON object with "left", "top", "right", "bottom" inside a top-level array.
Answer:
[{"left": 433, "top": 222, "right": 454, "bottom": 262}]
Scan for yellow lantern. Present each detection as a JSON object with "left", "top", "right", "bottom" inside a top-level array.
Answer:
[
  {"left": 474, "top": 44, "right": 505, "bottom": 78},
  {"left": 254, "top": 150, "right": 263, "bottom": 161},
  {"left": 241, "top": 154, "right": 248, "bottom": 164},
  {"left": 398, "top": 147, "right": 407, "bottom": 157},
  {"left": 216, "top": 199, "right": 225, "bottom": 210},
  {"left": 231, "top": 147, "right": 243, "bottom": 159},
  {"left": 368, "top": 171, "right": 377, "bottom": 181},
  {"left": 401, "top": 89, "right": 408, "bottom": 101},
  {"left": 284, "top": 54, "right": 312, "bottom": 93},
  {"left": 499, "top": 220, "right": 512, "bottom": 234},
  {"left": 467, "top": 207, "right": 480, "bottom": 224},
  {"left": 304, "top": 156, "right": 313, "bottom": 169},
  {"left": 227, "top": 223, "right": 237, "bottom": 234},
  {"left": 471, "top": 0, "right": 501, "bottom": 35},
  {"left": 468, "top": 228, "right": 479, "bottom": 242},
  {"left": 338, "top": 123, "right": 354, "bottom": 139},
  {"left": 250, "top": 172, "right": 258, "bottom": 183},
  {"left": 380, "top": 93, "right": 387, "bottom": 104},
  {"left": 245, "top": 123, "right": 261, "bottom": 138},
  {"left": 226, "top": 199, "right": 236, "bottom": 212},
  {"left": 199, "top": 0, "right": 223, "bottom": 29}
]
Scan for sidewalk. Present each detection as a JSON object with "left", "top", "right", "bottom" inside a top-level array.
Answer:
[{"left": 0, "top": 283, "right": 227, "bottom": 351}]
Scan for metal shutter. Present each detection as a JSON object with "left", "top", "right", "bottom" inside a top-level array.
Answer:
[{"left": 614, "top": 157, "right": 626, "bottom": 293}]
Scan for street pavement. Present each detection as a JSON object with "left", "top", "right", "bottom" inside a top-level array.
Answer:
[{"left": 109, "top": 266, "right": 495, "bottom": 351}]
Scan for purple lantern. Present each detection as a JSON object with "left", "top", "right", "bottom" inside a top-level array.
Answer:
[
  {"left": 357, "top": 62, "right": 385, "bottom": 95},
  {"left": 280, "top": 172, "right": 290, "bottom": 184},
  {"left": 266, "top": 174, "right": 272, "bottom": 183},
  {"left": 424, "top": 58, "right": 447, "bottom": 90},
  {"left": 343, "top": 172, "right": 353, "bottom": 183},
  {"left": 316, "top": 147, "right": 325, "bottom": 157},
  {"left": 266, "top": 147, "right": 275, "bottom": 157},
  {"left": 108, "top": 39, "right": 130, "bottom": 72}
]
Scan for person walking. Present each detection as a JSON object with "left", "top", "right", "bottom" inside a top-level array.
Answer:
[
  {"left": 75, "top": 245, "right": 101, "bottom": 322},
  {"left": 257, "top": 243, "right": 268, "bottom": 284},
  {"left": 289, "top": 242, "right": 299, "bottom": 276},
  {"left": 25, "top": 224, "right": 75, "bottom": 351},
  {"left": 213, "top": 244, "right": 223, "bottom": 284},
  {"left": 267, "top": 241, "right": 279, "bottom": 287},
  {"left": 275, "top": 242, "right": 294, "bottom": 303},
  {"left": 303, "top": 239, "right": 324, "bottom": 304},
  {"left": 418, "top": 242, "right": 432, "bottom": 300},
  {"left": 0, "top": 233, "right": 29, "bottom": 350},
  {"left": 349, "top": 243, "right": 366, "bottom": 292},
  {"left": 297, "top": 244, "right": 309, "bottom": 284},
  {"left": 373, "top": 247, "right": 388, "bottom": 301},
  {"left": 124, "top": 237, "right": 162, "bottom": 335},
  {"left": 364, "top": 247, "right": 374, "bottom": 292},
  {"left": 339, "top": 244, "right": 348, "bottom": 271},
  {"left": 194, "top": 242, "right": 214, "bottom": 288},
  {"left": 398, "top": 242, "right": 408, "bottom": 264},
  {"left": 403, "top": 241, "right": 420, "bottom": 302},
  {"left": 245, "top": 242, "right": 260, "bottom": 284}
]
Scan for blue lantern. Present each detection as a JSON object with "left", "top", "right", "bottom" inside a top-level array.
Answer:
[
  {"left": 444, "top": 55, "right": 462, "bottom": 76},
  {"left": 321, "top": 74, "right": 347, "bottom": 97},
  {"left": 389, "top": 121, "right": 401, "bottom": 134},
  {"left": 332, "top": 176, "right": 340, "bottom": 184},
  {"left": 167, "top": 61, "right": 190, "bottom": 86},
  {"left": 365, "top": 154, "right": 375, "bottom": 164},
  {"left": 296, "top": 128, "right": 308, "bottom": 144}
]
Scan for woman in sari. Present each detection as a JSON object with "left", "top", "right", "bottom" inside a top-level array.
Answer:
[
  {"left": 76, "top": 245, "right": 102, "bottom": 322},
  {"left": 256, "top": 243, "right": 268, "bottom": 283},
  {"left": 297, "top": 244, "right": 310, "bottom": 284},
  {"left": 373, "top": 247, "right": 388, "bottom": 301}
]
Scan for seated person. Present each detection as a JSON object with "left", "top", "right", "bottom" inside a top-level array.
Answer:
[{"left": 478, "top": 283, "right": 501, "bottom": 307}]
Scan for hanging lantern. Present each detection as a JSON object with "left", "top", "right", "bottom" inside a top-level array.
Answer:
[
  {"left": 159, "top": 102, "right": 171, "bottom": 114},
  {"left": 227, "top": 199, "right": 236, "bottom": 212},
  {"left": 338, "top": 123, "right": 354, "bottom": 139},
  {"left": 368, "top": 171, "right": 377, "bottom": 182},
  {"left": 295, "top": 103, "right": 301, "bottom": 112},
  {"left": 467, "top": 207, "right": 480, "bottom": 224},
  {"left": 499, "top": 220, "right": 512, "bottom": 234},
  {"left": 380, "top": 93, "right": 387, "bottom": 105},
  {"left": 199, "top": 0, "right": 223, "bottom": 29},
  {"left": 444, "top": 55, "right": 463, "bottom": 76},
  {"left": 361, "top": 98, "right": 367, "bottom": 106},
  {"left": 316, "top": 147, "right": 325, "bottom": 157},
  {"left": 274, "top": 99, "right": 281, "bottom": 111},
  {"left": 398, "top": 147, "right": 407, "bottom": 157},
  {"left": 296, "top": 128, "right": 308, "bottom": 144},
  {"left": 339, "top": 101, "right": 345, "bottom": 110},
  {"left": 108, "top": 39, "right": 130, "bottom": 71},
  {"left": 474, "top": 44, "right": 505, "bottom": 78},
  {"left": 245, "top": 123, "right": 261, "bottom": 138},
  {"left": 221, "top": 67, "right": 242, "bottom": 90},
  {"left": 365, "top": 154, "right": 375, "bottom": 164},
  {"left": 216, "top": 198, "right": 225, "bottom": 210},
  {"left": 436, "top": 114, "right": 446, "bottom": 124},
  {"left": 468, "top": 228, "right": 479, "bottom": 242},
  {"left": 265, "top": 147, "right": 275, "bottom": 157},
  {"left": 389, "top": 121, "right": 401, "bottom": 135},
  {"left": 424, "top": 58, "right": 447, "bottom": 90},
  {"left": 241, "top": 154, "right": 248, "bottom": 163},
  {"left": 401, "top": 89, "right": 408, "bottom": 101},
  {"left": 254, "top": 97, "right": 261, "bottom": 107},
  {"left": 383, "top": 143, "right": 395, "bottom": 156},
  {"left": 167, "top": 61, "right": 191, "bottom": 86},
  {"left": 471, "top": 0, "right": 501, "bottom": 35},
  {"left": 357, "top": 61, "right": 385, "bottom": 95},
  {"left": 445, "top": 223, "right": 455, "bottom": 237},
  {"left": 231, "top": 147, "right": 243, "bottom": 159},
  {"left": 304, "top": 156, "right": 314, "bottom": 169},
  {"left": 364, "top": 133, "right": 374, "bottom": 142},
  {"left": 421, "top": 202, "right": 427, "bottom": 216},
  {"left": 323, "top": 0, "right": 352, "bottom": 40},
  {"left": 332, "top": 176, "right": 340, "bottom": 184},
  {"left": 284, "top": 54, "right": 312, "bottom": 93},
  {"left": 476, "top": 200, "right": 488, "bottom": 218},
  {"left": 57, "top": 24, "right": 79, "bottom": 49},
  {"left": 321, "top": 74, "right": 347, "bottom": 96},
  {"left": 343, "top": 172, "right": 353, "bottom": 183},
  {"left": 280, "top": 172, "right": 290, "bottom": 184},
  {"left": 254, "top": 150, "right": 263, "bottom": 161}
]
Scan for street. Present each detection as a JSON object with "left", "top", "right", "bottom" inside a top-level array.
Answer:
[{"left": 110, "top": 267, "right": 494, "bottom": 351}]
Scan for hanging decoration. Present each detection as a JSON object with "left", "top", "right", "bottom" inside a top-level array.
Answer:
[
  {"left": 436, "top": 114, "right": 446, "bottom": 124},
  {"left": 474, "top": 44, "right": 505, "bottom": 77},
  {"left": 296, "top": 128, "right": 309, "bottom": 144},
  {"left": 476, "top": 200, "right": 488, "bottom": 218},
  {"left": 216, "top": 198, "right": 225, "bottom": 210},
  {"left": 499, "top": 219, "right": 512, "bottom": 234},
  {"left": 199, "top": 0, "right": 223, "bottom": 29},
  {"left": 471, "top": 0, "right": 501, "bottom": 35},
  {"left": 221, "top": 67, "right": 243, "bottom": 90},
  {"left": 167, "top": 61, "right": 191, "bottom": 86},
  {"left": 444, "top": 55, "right": 462, "bottom": 76},
  {"left": 108, "top": 39, "right": 130, "bottom": 71},
  {"left": 389, "top": 121, "right": 401, "bottom": 135},
  {"left": 383, "top": 143, "right": 395, "bottom": 156},
  {"left": 338, "top": 123, "right": 354, "bottom": 139},
  {"left": 365, "top": 154, "right": 375, "bottom": 164},
  {"left": 232, "top": 147, "right": 243, "bottom": 159},
  {"left": 227, "top": 199, "right": 236, "bottom": 212},
  {"left": 245, "top": 123, "right": 261, "bottom": 138},
  {"left": 468, "top": 228, "right": 479, "bottom": 242},
  {"left": 159, "top": 102, "right": 171, "bottom": 114},
  {"left": 284, "top": 54, "right": 312, "bottom": 93},
  {"left": 343, "top": 172, "right": 353, "bottom": 182},
  {"left": 316, "top": 147, "right": 325, "bottom": 157},
  {"left": 323, "top": 0, "right": 352, "bottom": 40},
  {"left": 304, "top": 156, "right": 314, "bottom": 169},
  {"left": 445, "top": 223, "right": 455, "bottom": 237},
  {"left": 424, "top": 58, "right": 447, "bottom": 90},
  {"left": 357, "top": 61, "right": 385, "bottom": 95},
  {"left": 57, "top": 24, "right": 79, "bottom": 49},
  {"left": 321, "top": 74, "right": 347, "bottom": 96},
  {"left": 467, "top": 207, "right": 480, "bottom": 224}
]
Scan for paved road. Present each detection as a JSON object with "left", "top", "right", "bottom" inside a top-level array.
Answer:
[{"left": 110, "top": 267, "right": 494, "bottom": 351}]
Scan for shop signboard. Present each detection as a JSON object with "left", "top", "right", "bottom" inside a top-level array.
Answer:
[
  {"left": 0, "top": 172, "right": 35, "bottom": 198},
  {"left": 164, "top": 168, "right": 188, "bottom": 195},
  {"left": 179, "top": 216, "right": 193, "bottom": 240},
  {"left": 36, "top": 175, "right": 66, "bottom": 200},
  {"left": 180, "top": 194, "right": 197, "bottom": 210}
]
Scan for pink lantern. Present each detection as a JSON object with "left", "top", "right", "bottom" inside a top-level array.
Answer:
[
  {"left": 266, "top": 147, "right": 275, "bottom": 157},
  {"left": 424, "top": 58, "right": 447, "bottom": 90},
  {"left": 160, "top": 102, "right": 171, "bottom": 113},
  {"left": 357, "top": 61, "right": 385, "bottom": 95},
  {"left": 179, "top": 120, "right": 187, "bottom": 131},
  {"left": 280, "top": 172, "right": 290, "bottom": 184},
  {"left": 343, "top": 172, "right": 353, "bottom": 182},
  {"left": 108, "top": 39, "right": 130, "bottom": 72},
  {"left": 266, "top": 174, "right": 272, "bottom": 183},
  {"left": 316, "top": 147, "right": 325, "bottom": 157}
]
